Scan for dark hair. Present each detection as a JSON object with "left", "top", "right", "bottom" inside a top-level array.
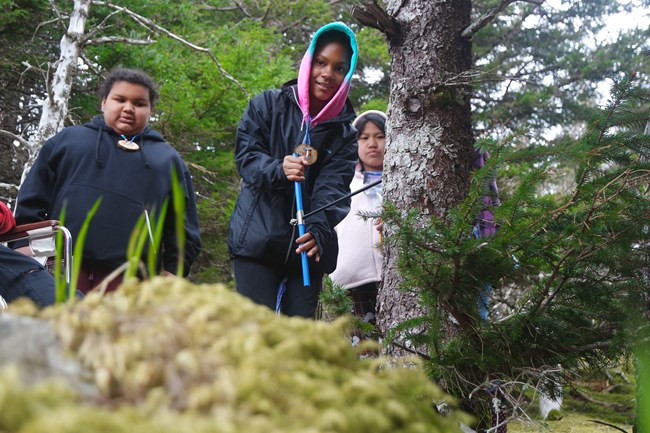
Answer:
[
  {"left": 355, "top": 112, "right": 386, "bottom": 137},
  {"left": 314, "top": 30, "right": 353, "bottom": 64},
  {"left": 98, "top": 68, "right": 159, "bottom": 108}
]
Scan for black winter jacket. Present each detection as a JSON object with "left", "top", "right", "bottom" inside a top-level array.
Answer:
[
  {"left": 228, "top": 81, "right": 358, "bottom": 274},
  {"left": 15, "top": 117, "right": 201, "bottom": 276}
]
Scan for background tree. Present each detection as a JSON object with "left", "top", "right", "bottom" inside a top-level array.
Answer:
[
  {"left": 30, "top": 0, "right": 91, "bottom": 178},
  {"left": 354, "top": 0, "right": 475, "bottom": 357},
  {"left": 0, "top": 0, "right": 53, "bottom": 202}
]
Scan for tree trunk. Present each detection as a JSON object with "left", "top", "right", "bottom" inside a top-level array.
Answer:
[
  {"left": 22, "top": 0, "right": 91, "bottom": 184},
  {"left": 377, "top": 0, "right": 474, "bottom": 356}
]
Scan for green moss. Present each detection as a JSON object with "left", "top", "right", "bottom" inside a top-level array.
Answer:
[
  {"left": 506, "top": 363, "right": 636, "bottom": 432},
  {"left": 510, "top": 413, "right": 633, "bottom": 433},
  {"left": 2, "top": 278, "right": 470, "bottom": 433},
  {"left": 545, "top": 408, "right": 563, "bottom": 421}
]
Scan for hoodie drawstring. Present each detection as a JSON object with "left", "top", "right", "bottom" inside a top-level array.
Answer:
[
  {"left": 138, "top": 135, "right": 151, "bottom": 168},
  {"left": 95, "top": 128, "right": 104, "bottom": 167}
]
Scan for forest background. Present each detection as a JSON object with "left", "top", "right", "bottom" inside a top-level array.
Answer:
[
  {"left": 0, "top": 0, "right": 648, "bottom": 283},
  {"left": 1, "top": 0, "right": 649, "bottom": 429}
]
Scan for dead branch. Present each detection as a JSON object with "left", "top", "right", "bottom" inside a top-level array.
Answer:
[
  {"left": 0, "top": 129, "right": 31, "bottom": 148},
  {"left": 279, "top": 16, "right": 310, "bottom": 34},
  {"left": 390, "top": 340, "right": 431, "bottom": 360},
  {"left": 0, "top": 182, "right": 19, "bottom": 192},
  {"left": 571, "top": 341, "right": 612, "bottom": 353},
  {"left": 234, "top": 0, "right": 255, "bottom": 20},
  {"left": 20, "top": 61, "right": 46, "bottom": 78},
  {"left": 462, "top": 0, "right": 545, "bottom": 39},
  {"left": 84, "top": 9, "right": 122, "bottom": 40},
  {"left": 79, "top": 54, "right": 102, "bottom": 76},
  {"left": 204, "top": 6, "right": 240, "bottom": 12},
  {"left": 85, "top": 36, "right": 154, "bottom": 45},
  {"left": 206, "top": 0, "right": 341, "bottom": 22},
  {"left": 202, "top": 2, "right": 256, "bottom": 19},
  {"left": 91, "top": 1, "right": 248, "bottom": 97},
  {"left": 569, "top": 388, "right": 631, "bottom": 411},
  {"left": 351, "top": 0, "right": 399, "bottom": 38},
  {"left": 49, "top": 1, "right": 69, "bottom": 33},
  {"left": 45, "top": 60, "right": 55, "bottom": 106},
  {"left": 587, "top": 420, "right": 629, "bottom": 433},
  {"left": 31, "top": 16, "right": 62, "bottom": 45}
]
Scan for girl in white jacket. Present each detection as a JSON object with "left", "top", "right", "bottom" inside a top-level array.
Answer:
[{"left": 330, "top": 110, "right": 386, "bottom": 322}]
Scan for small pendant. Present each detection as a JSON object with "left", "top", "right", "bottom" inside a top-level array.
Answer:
[
  {"left": 293, "top": 144, "right": 318, "bottom": 165},
  {"left": 117, "top": 139, "right": 140, "bottom": 151}
]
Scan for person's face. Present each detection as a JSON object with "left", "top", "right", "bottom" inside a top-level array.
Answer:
[
  {"left": 101, "top": 81, "right": 152, "bottom": 137},
  {"left": 358, "top": 121, "right": 385, "bottom": 172},
  {"left": 309, "top": 41, "right": 350, "bottom": 113}
]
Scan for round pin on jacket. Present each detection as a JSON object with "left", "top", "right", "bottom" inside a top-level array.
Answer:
[
  {"left": 118, "top": 134, "right": 141, "bottom": 151},
  {"left": 293, "top": 144, "right": 318, "bottom": 165},
  {"left": 117, "top": 139, "right": 140, "bottom": 151}
]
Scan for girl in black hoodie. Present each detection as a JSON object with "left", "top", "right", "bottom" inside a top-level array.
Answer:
[{"left": 15, "top": 68, "right": 201, "bottom": 293}]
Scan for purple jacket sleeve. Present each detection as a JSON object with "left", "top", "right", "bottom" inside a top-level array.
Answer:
[{"left": 473, "top": 149, "right": 500, "bottom": 238}]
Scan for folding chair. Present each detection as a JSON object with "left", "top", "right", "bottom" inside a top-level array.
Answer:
[{"left": 0, "top": 220, "right": 73, "bottom": 289}]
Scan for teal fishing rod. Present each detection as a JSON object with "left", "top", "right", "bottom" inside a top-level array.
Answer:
[{"left": 293, "top": 146, "right": 311, "bottom": 288}]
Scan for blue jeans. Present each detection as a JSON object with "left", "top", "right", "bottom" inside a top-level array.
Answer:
[{"left": 0, "top": 245, "right": 56, "bottom": 308}]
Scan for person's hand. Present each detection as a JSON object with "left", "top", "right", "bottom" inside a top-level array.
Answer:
[
  {"left": 374, "top": 218, "right": 383, "bottom": 233},
  {"left": 160, "top": 270, "right": 175, "bottom": 277},
  {"left": 295, "top": 232, "right": 320, "bottom": 263},
  {"left": 15, "top": 246, "right": 33, "bottom": 257},
  {"left": 283, "top": 154, "right": 308, "bottom": 182}
]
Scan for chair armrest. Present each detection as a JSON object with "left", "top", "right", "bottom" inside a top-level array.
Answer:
[{"left": 0, "top": 220, "right": 62, "bottom": 243}]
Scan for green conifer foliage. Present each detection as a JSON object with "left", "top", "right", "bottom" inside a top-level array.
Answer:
[{"left": 383, "top": 73, "right": 650, "bottom": 422}]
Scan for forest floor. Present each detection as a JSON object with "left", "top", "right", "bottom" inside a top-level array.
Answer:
[
  {"left": 510, "top": 414, "right": 633, "bottom": 433},
  {"left": 506, "top": 364, "right": 636, "bottom": 433},
  {"left": 317, "top": 284, "right": 638, "bottom": 433}
]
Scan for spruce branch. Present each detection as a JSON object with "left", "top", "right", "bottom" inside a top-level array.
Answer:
[{"left": 91, "top": 1, "right": 248, "bottom": 97}]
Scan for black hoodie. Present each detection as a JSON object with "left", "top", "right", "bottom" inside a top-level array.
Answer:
[{"left": 15, "top": 116, "right": 201, "bottom": 275}]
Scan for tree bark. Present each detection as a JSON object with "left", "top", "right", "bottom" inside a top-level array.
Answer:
[
  {"left": 377, "top": 0, "right": 474, "bottom": 356},
  {"left": 23, "top": 0, "right": 91, "bottom": 184}
]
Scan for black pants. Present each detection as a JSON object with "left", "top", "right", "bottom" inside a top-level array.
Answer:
[
  {"left": 349, "top": 282, "right": 378, "bottom": 323},
  {"left": 232, "top": 256, "right": 323, "bottom": 318},
  {"left": 0, "top": 245, "right": 55, "bottom": 308}
]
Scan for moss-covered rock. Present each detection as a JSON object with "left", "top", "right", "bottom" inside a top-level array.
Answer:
[{"left": 2, "top": 277, "right": 468, "bottom": 432}]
